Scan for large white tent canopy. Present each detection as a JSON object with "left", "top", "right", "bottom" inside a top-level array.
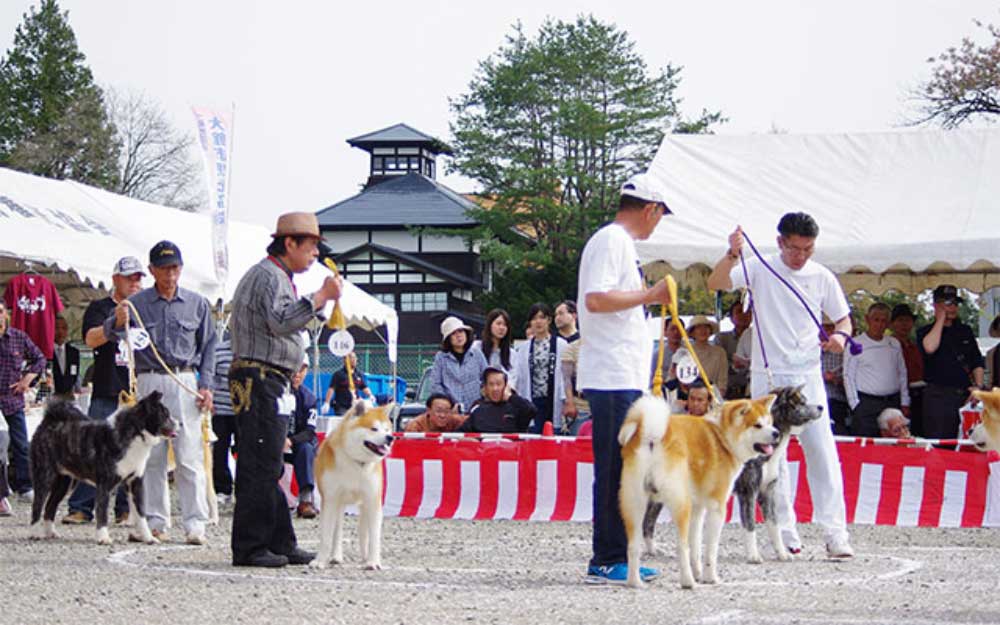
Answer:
[
  {"left": 636, "top": 129, "right": 1000, "bottom": 295},
  {"left": 0, "top": 167, "right": 397, "bottom": 358}
]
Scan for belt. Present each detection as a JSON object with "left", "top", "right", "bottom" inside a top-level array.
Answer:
[
  {"left": 231, "top": 358, "right": 291, "bottom": 382},
  {"left": 137, "top": 366, "right": 195, "bottom": 375},
  {"left": 858, "top": 391, "right": 900, "bottom": 402}
]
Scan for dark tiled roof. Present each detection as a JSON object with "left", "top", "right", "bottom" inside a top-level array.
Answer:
[
  {"left": 337, "top": 242, "right": 483, "bottom": 290},
  {"left": 346, "top": 123, "right": 452, "bottom": 154},
  {"left": 316, "top": 172, "right": 479, "bottom": 227}
]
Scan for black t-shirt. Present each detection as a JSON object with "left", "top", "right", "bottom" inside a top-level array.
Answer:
[
  {"left": 916, "top": 321, "right": 985, "bottom": 389},
  {"left": 83, "top": 296, "right": 129, "bottom": 398},
  {"left": 328, "top": 367, "right": 367, "bottom": 412}
]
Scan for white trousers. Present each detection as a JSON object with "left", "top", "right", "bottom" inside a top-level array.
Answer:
[
  {"left": 751, "top": 370, "right": 849, "bottom": 544},
  {"left": 138, "top": 371, "right": 208, "bottom": 534}
]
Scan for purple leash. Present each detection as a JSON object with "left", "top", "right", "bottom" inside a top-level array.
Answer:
[{"left": 739, "top": 231, "right": 863, "bottom": 357}]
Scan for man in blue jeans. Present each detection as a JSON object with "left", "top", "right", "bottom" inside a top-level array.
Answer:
[
  {"left": 64, "top": 257, "right": 145, "bottom": 524},
  {"left": 577, "top": 173, "right": 673, "bottom": 584},
  {"left": 0, "top": 300, "right": 46, "bottom": 503}
]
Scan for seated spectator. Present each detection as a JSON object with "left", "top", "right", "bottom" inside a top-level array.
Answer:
[
  {"left": 670, "top": 315, "right": 727, "bottom": 391},
  {"left": 460, "top": 367, "right": 536, "bottom": 434},
  {"left": 877, "top": 408, "right": 912, "bottom": 439},
  {"left": 685, "top": 380, "right": 712, "bottom": 417},
  {"left": 822, "top": 319, "right": 850, "bottom": 435},
  {"left": 287, "top": 361, "right": 319, "bottom": 519},
  {"left": 714, "top": 301, "right": 752, "bottom": 399},
  {"left": 324, "top": 352, "right": 374, "bottom": 415},
  {"left": 404, "top": 392, "right": 467, "bottom": 433},
  {"left": 844, "top": 303, "right": 909, "bottom": 437},
  {"left": 430, "top": 317, "right": 488, "bottom": 413}
]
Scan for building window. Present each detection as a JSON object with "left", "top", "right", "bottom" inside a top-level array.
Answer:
[
  {"left": 400, "top": 292, "right": 447, "bottom": 312},
  {"left": 374, "top": 293, "right": 396, "bottom": 308}
]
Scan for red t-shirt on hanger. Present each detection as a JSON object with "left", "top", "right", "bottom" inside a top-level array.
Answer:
[{"left": 3, "top": 273, "right": 64, "bottom": 359}]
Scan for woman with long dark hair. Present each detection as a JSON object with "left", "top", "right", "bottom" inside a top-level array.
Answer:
[{"left": 473, "top": 309, "right": 513, "bottom": 375}]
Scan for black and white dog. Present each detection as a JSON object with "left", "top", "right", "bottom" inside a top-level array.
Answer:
[
  {"left": 30, "top": 392, "right": 176, "bottom": 545},
  {"left": 732, "top": 385, "right": 822, "bottom": 562}
]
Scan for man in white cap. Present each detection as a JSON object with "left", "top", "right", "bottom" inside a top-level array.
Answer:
[
  {"left": 577, "top": 173, "right": 672, "bottom": 584},
  {"left": 63, "top": 256, "right": 145, "bottom": 525},
  {"left": 228, "top": 211, "right": 342, "bottom": 568}
]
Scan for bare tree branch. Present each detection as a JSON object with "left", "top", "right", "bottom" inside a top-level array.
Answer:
[{"left": 105, "top": 86, "right": 204, "bottom": 211}]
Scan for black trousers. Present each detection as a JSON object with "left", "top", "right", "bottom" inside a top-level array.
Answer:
[
  {"left": 211, "top": 412, "right": 238, "bottom": 496},
  {"left": 850, "top": 392, "right": 900, "bottom": 438},
  {"left": 907, "top": 386, "right": 925, "bottom": 437},
  {"left": 922, "top": 384, "right": 966, "bottom": 440},
  {"left": 230, "top": 365, "right": 297, "bottom": 563},
  {"left": 827, "top": 397, "right": 851, "bottom": 435}
]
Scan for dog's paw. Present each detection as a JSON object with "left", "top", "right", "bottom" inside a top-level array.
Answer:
[
  {"left": 128, "top": 532, "right": 158, "bottom": 545},
  {"left": 699, "top": 573, "right": 719, "bottom": 585},
  {"left": 775, "top": 549, "right": 791, "bottom": 562},
  {"left": 308, "top": 559, "right": 328, "bottom": 570},
  {"left": 363, "top": 562, "right": 382, "bottom": 571},
  {"left": 626, "top": 578, "right": 645, "bottom": 589},
  {"left": 96, "top": 530, "right": 113, "bottom": 546},
  {"left": 330, "top": 554, "right": 344, "bottom": 565},
  {"left": 746, "top": 553, "right": 763, "bottom": 564}
]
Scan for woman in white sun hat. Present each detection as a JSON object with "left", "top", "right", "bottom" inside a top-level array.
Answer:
[{"left": 429, "top": 316, "right": 488, "bottom": 412}]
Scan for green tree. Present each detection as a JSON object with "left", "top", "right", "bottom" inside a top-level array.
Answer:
[
  {"left": 910, "top": 17, "right": 1000, "bottom": 128},
  {"left": 450, "top": 16, "right": 723, "bottom": 323},
  {"left": 0, "top": 0, "right": 119, "bottom": 187}
]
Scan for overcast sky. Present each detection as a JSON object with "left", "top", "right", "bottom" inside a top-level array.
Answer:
[{"left": 1, "top": 0, "right": 997, "bottom": 229}]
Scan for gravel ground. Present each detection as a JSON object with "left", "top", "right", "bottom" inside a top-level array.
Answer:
[{"left": 3, "top": 498, "right": 1000, "bottom": 625}]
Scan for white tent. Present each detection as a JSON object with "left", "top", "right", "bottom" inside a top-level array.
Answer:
[
  {"left": 0, "top": 167, "right": 397, "bottom": 360},
  {"left": 636, "top": 128, "right": 1000, "bottom": 295}
]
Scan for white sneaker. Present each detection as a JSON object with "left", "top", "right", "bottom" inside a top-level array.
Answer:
[
  {"left": 185, "top": 531, "right": 208, "bottom": 546},
  {"left": 826, "top": 536, "right": 855, "bottom": 559},
  {"left": 0, "top": 497, "right": 11, "bottom": 516},
  {"left": 16, "top": 489, "right": 33, "bottom": 503}
]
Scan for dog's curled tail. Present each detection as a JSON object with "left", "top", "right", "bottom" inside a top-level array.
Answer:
[
  {"left": 617, "top": 394, "right": 670, "bottom": 448},
  {"left": 39, "top": 400, "right": 84, "bottom": 428}
]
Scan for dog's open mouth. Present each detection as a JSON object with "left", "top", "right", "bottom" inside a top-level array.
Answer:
[
  {"left": 364, "top": 441, "right": 391, "bottom": 457},
  {"left": 160, "top": 428, "right": 177, "bottom": 439},
  {"left": 753, "top": 443, "right": 775, "bottom": 456}
]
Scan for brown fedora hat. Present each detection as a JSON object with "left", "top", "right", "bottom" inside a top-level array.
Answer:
[{"left": 272, "top": 212, "right": 321, "bottom": 239}]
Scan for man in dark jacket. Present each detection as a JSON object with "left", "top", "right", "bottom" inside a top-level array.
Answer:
[
  {"left": 286, "top": 360, "right": 319, "bottom": 518},
  {"left": 460, "top": 367, "right": 536, "bottom": 433},
  {"left": 51, "top": 316, "right": 80, "bottom": 400}
]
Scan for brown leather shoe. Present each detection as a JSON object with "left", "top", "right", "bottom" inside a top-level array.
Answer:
[{"left": 296, "top": 502, "right": 318, "bottom": 519}]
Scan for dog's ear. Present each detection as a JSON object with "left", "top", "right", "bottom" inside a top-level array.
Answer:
[
  {"left": 757, "top": 393, "right": 777, "bottom": 415},
  {"left": 143, "top": 390, "right": 163, "bottom": 404},
  {"left": 344, "top": 400, "right": 367, "bottom": 419}
]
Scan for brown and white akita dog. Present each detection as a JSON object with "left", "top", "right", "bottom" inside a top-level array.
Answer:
[
  {"left": 969, "top": 388, "right": 1000, "bottom": 452},
  {"left": 309, "top": 401, "right": 395, "bottom": 571},
  {"left": 619, "top": 393, "right": 779, "bottom": 589}
]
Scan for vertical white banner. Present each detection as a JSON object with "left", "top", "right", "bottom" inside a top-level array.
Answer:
[{"left": 191, "top": 106, "right": 234, "bottom": 286}]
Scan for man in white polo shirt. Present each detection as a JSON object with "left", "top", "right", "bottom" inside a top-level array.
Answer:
[
  {"left": 707, "top": 212, "right": 855, "bottom": 559},
  {"left": 577, "top": 173, "right": 672, "bottom": 585},
  {"left": 844, "top": 302, "right": 909, "bottom": 437}
]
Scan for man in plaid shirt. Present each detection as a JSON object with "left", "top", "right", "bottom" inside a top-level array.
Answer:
[{"left": 0, "top": 300, "right": 46, "bottom": 501}]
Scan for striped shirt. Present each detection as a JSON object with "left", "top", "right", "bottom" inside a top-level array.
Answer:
[
  {"left": 213, "top": 336, "right": 234, "bottom": 416},
  {"left": 229, "top": 257, "right": 319, "bottom": 373},
  {"left": 0, "top": 326, "right": 46, "bottom": 414}
]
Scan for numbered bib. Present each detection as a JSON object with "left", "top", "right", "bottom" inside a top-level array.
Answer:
[
  {"left": 673, "top": 348, "right": 700, "bottom": 385},
  {"left": 327, "top": 330, "right": 355, "bottom": 357}
]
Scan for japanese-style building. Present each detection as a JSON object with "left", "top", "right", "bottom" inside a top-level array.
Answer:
[{"left": 316, "top": 123, "right": 489, "bottom": 344}]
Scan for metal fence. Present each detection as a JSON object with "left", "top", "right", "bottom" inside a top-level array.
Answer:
[{"left": 311, "top": 344, "right": 439, "bottom": 388}]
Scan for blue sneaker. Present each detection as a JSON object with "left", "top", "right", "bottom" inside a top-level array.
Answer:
[{"left": 585, "top": 563, "right": 660, "bottom": 585}]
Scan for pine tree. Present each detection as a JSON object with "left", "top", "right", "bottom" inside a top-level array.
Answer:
[{"left": 0, "top": 0, "right": 120, "bottom": 188}]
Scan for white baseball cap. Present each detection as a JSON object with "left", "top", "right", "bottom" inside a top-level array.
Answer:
[
  {"left": 621, "top": 173, "right": 671, "bottom": 213},
  {"left": 112, "top": 256, "right": 146, "bottom": 276}
]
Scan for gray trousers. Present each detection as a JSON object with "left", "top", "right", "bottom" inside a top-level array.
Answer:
[{"left": 138, "top": 372, "right": 209, "bottom": 535}]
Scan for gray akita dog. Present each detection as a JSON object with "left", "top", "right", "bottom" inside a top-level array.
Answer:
[{"left": 732, "top": 385, "right": 822, "bottom": 562}]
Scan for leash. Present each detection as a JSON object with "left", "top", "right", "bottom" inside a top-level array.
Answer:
[
  {"left": 650, "top": 304, "right": 668, "bottom": 398},
  {"left": 739, "top": 230, "right": 863, "bottom": 357},
  {"left": 320, "top": 257, "right": 355, "bottom": 395},
  {"left": 652, "top": 275, "right": 721, "bottom": 405}
]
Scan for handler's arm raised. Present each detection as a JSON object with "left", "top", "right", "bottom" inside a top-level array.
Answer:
[{"left": 706, "top": 227, "right": 743, "bottom": 291}]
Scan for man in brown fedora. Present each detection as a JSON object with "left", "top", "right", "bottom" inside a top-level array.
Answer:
[{"left": 228, "top": 211, "right": 342, "bottom": 568}]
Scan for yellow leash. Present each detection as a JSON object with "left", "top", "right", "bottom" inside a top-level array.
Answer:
[
  {"left": 321, "top": 258, "right": 355, "bottom": 395},
  {"left": 650, "top": 275, "right": 720, "bottom": 405}
]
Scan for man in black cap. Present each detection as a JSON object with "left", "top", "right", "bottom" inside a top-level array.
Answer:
[
  {"left": 917, "top": 285, "right": 984, "bottom": 439},
  {"left": 105, "top": 241, "right": 217, "bottom": 545}
]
